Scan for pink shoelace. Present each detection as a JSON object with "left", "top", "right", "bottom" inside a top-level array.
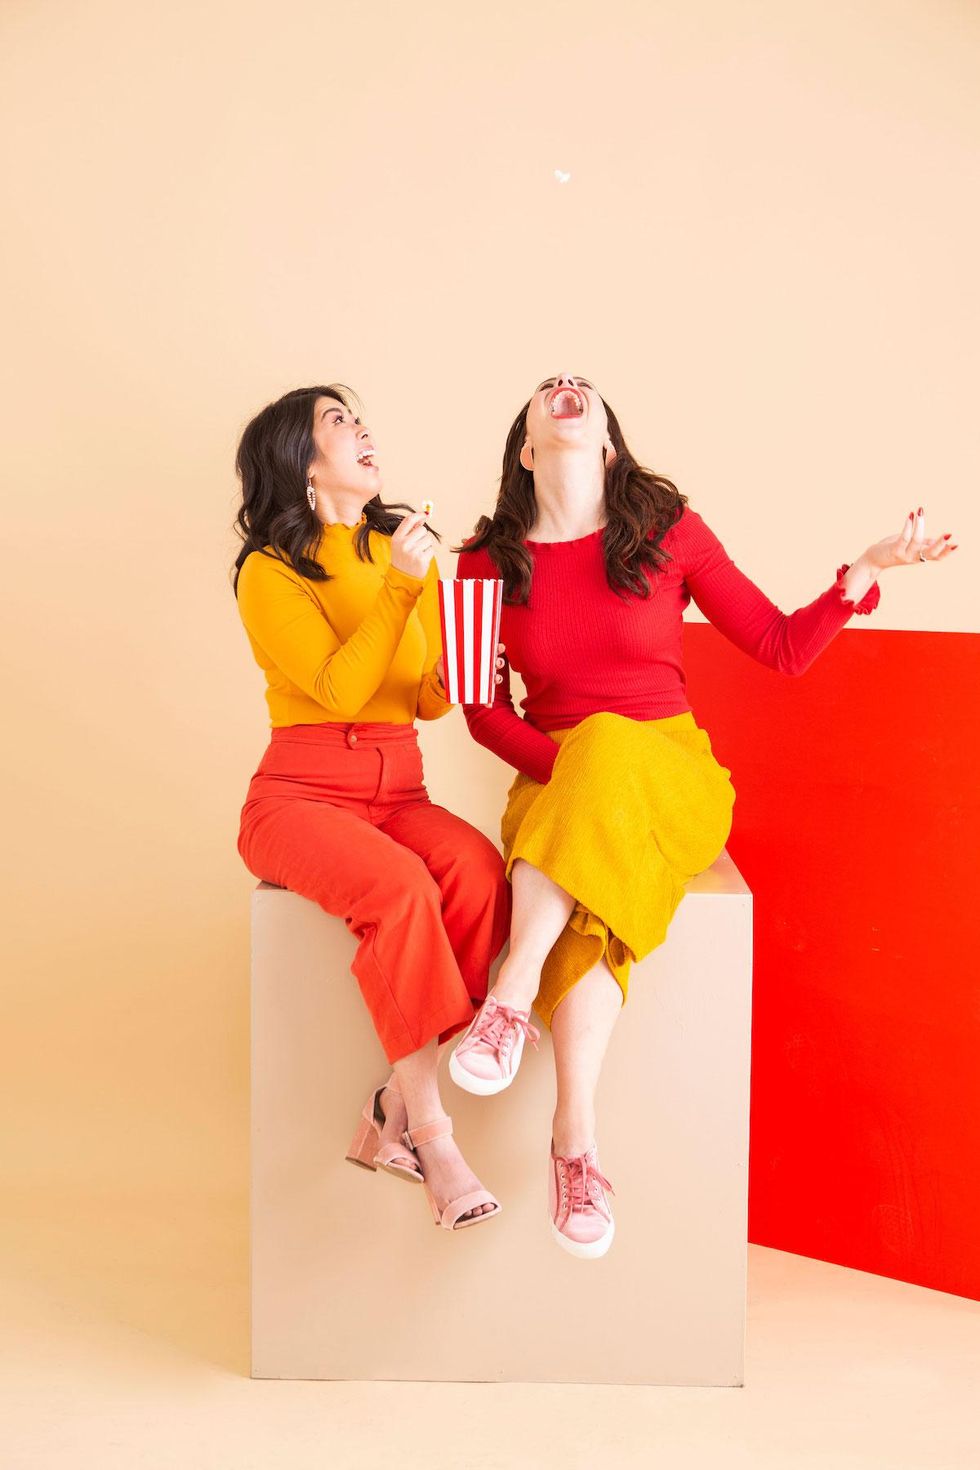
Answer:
[
  {"left": 557, "top": 1151, "right": 615, "bottom": 1218},
  {"left": 458, "top": 998, "right": 541, "bottom": 1061}
]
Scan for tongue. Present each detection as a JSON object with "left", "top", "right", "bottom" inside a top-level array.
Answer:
[{"left": 554, "top": 391, "right": 581, "bottom": 416}]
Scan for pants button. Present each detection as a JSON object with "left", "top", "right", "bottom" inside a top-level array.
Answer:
[{"left": 348, "top": 731, "right": 358, "bottom": 746}]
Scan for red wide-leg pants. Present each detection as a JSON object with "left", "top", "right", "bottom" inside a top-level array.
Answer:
[{"left": 237, "top": 720, "right": 511, "bottom": 1063}]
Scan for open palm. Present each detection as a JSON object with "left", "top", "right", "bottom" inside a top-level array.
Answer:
[{"left": 867, "top": 508, "right": 958, "bottom": 572}]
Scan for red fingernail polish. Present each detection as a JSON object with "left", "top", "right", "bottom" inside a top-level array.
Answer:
[{"left": 943, "top": 533, "right": 952, "bottom": 540}]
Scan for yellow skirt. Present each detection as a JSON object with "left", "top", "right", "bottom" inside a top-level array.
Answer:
[{"left": 499, "top": 710, "right": 736, "bottom": 1029}]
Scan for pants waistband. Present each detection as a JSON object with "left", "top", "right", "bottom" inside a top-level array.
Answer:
[{"left": 269, "top": 720, "right": 418, "bottom": 747}]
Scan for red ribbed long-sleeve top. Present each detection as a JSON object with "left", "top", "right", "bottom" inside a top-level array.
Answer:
[{"left": 455, "top": 505, "right": 881, "bottom": 785}]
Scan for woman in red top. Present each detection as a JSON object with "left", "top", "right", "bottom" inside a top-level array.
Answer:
[{"left": 448, "top": 370, "right": 957, "bottom": 1259}]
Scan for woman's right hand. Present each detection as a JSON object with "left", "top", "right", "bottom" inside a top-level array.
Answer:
[{"left": 390, "top": 510, "right": 437, "bottom": 580}]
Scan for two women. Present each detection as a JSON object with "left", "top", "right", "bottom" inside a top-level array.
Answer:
[{"left": 233, "top": 376, "right": 956, "bottom": 1257}]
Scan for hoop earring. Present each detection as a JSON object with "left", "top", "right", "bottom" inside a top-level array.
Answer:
[{"left": 306, "top": 480, "right": 316, "bottom": 512}]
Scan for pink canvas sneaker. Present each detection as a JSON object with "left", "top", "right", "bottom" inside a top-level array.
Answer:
[
  {"left": 448, "top": 994, "right": 541, "bottom": 1096},
  {"left": 549, "top": 1141, "right": 616, "bottom": 1259}
]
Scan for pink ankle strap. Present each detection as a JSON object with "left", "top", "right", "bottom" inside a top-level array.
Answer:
[{"left": 403, "top": 1115, "right": 453, "bottom": 1148}]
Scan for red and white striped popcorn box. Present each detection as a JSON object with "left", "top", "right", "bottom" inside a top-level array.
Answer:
[{"left": 437, "top": 578, "right": 504, "bottom": 706}]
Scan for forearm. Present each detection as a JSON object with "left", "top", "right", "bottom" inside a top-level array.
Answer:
[
  {"left": 463, "top": 704, "right": 559, "bottom": 785},
  {"left": 312, "top": 569, "right": 426, "bottom": 713},
  {"left": 689, "top": 554, "right": 881, "bottom": 675}
]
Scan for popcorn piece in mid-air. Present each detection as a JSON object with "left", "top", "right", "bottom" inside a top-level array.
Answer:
[{"left": 554, "top": 169, "right": 571, "bottom": 184}]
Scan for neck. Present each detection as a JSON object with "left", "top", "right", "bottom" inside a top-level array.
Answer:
[
  {"left": 528, "top": 449, "right": 606, "bottom": 539},
  {"left": 316, "top": 493, "right": 370, "bottom": 528}
]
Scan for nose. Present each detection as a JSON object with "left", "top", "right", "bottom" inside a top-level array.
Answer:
[{"left": 556, "top": 371, "right": 575, "bottom": 387}]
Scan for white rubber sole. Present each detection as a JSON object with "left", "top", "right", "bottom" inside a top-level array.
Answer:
[
  {"left": 550, "top": 1218, "right": 616, "bottom": 1259},
  {"left": 448, "top": 1049, "right": 517, "bottom": 1096}
]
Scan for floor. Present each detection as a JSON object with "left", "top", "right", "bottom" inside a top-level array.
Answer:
[{"left": 4, "top": 1189, "right": 979, "bottom": 1470}]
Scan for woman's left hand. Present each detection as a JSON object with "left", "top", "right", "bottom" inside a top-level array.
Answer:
[{"left": 865, "top": 507, "right": 958, "bottom": 573}]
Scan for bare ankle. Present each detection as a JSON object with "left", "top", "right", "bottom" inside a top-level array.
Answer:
[
  {"left": 552, "top": 1112, "right": 596, "bottom": 1158},
  {"left": 491, "top": 963, "right": 540, "bottom": 1012}
]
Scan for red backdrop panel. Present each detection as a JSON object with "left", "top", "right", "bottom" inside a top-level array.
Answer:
[{"left": 682, "top": 624, "right": 980, "bottom": 1300}]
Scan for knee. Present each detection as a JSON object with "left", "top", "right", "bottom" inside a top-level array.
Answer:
[{"left": 448, "top": 828, "right": 509, "bottom": 896}]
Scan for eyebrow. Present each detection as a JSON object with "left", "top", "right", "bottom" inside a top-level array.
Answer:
[
  {"left": 535, "top": 377, "right": 595, "bottom": 393},
  {"left": 321, "top": 404, "right": 360, "bottom": 421}
]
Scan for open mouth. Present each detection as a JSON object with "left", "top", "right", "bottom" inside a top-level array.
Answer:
[
  {"left": 549, "top": 388, "right": 585, "bottom": 419},
  {"left": 356, "top": 449, "right": 379, "bottom": 470}
]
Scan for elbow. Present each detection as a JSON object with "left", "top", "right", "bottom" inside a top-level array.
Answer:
[
  {"left": 311, "top": 675, "right": 348, "bottom": 717},
  {"left": 775, "top": 652, "right": 813, "bottom": 678}
]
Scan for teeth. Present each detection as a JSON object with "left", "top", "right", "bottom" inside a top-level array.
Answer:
[{"left": 551, "top": 391, "right": 583, "bottom": 416}]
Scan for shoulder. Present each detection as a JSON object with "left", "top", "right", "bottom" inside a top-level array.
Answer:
[
  {"left": 236, "top": 546, "right": 307, "bottom": 605},
  {"left": 656, "top": 504, "right": 721, "bottom": 555},
  {"left": 657, "top": 503, "right": 701, "bottom": 540}
]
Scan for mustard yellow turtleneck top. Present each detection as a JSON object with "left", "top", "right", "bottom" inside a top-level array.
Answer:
[{"left": 236, "top": 514, "right": 451, "bottom": 727}]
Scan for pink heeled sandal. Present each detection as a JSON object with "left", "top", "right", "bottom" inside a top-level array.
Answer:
[
  {"left": 345, "top": 1076, "right": 423, "bottom": 1183},
  {"left": 402, "top": 1115, "right": 502, "bottom": 1230}
]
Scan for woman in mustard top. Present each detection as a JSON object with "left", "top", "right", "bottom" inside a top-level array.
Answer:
[{"left": 232, "top": 383, "right": 510, "bottom": 1231}]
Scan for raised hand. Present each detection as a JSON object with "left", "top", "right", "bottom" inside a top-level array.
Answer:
[
  {"left": 390, "top": 510, "right": 437, "bottom": 580},
  {"left": 866, "top": 507, "right": 958, "bottom": 573}
]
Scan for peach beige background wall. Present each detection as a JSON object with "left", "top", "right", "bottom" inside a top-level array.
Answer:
[{"left": 2, "top": 0, "right": 977, "bottom": 1340}]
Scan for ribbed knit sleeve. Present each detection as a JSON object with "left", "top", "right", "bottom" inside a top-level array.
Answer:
[
  {"left": 677, "top": 509, "right": 881, "bottom": 676},
  {"left": 237, "top": 549, "right": 427, "bottom": 718},
  {"left": 455, "top": 546, "right": 560, "bottom": 785}
]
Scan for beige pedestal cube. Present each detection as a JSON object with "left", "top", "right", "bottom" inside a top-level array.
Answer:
[{"left": 250, "top": 848, "right": 752, "bottom": 1385}]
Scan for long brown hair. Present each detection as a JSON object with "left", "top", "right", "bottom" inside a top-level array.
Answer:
[
  {"left": 230, "top": 383, "right": 438, "bottom": 596},
  {"left": 452, "top": 393, "right": 687, "bottom": 604}
]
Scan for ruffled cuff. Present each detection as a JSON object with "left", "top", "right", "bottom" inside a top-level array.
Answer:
[
  {"left": 834, "top": 563, "right": 881, "bottom": 616},
  {"left": 416, "top": 665, "right": 453, "bottom": 721},
  {"left": 428, "top": 664, "right": 450, "bottom": 701}
]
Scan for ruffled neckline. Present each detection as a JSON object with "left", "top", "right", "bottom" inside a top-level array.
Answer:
[{"left": 317, "top": 511, "right": 369, "bottom": 533}]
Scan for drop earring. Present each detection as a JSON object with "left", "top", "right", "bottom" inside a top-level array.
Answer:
[{"left": 306, "top": 480, "right": 316, "bottom": 512}]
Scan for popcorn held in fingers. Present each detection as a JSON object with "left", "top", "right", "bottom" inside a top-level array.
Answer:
[{"left": 422, "top": 499, "right": 434, "bottom": 518}]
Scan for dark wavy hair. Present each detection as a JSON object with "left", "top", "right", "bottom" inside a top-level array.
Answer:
[
  {"left": 451, "top": 392, "right": 687, "bottom": 605},
  {"left": 230, "top": 383, "right": 438, "bottom": 596}
]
